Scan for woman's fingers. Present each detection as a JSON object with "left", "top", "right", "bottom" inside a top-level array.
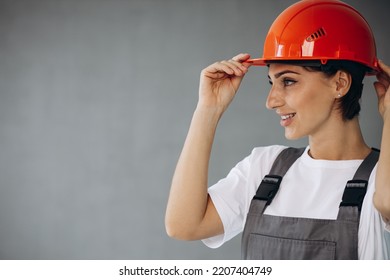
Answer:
[
  {"left": 375, "top": 60, "right": 390, "bottom": 118},
  {"left": 203, "top": 54, "right": 250, "bottom": 78},
  {"left": 376, "top": 60, "right": 390, "bottom": 93},
  {"left": 378, "top": 60, "right": 390, "bottom": 77},
  {"left": 219, "top": 60, "right": 248, "bottom": 76},
  {"left": 374, "top": 81, "right": 386, "bottom": 97},
  {"left": 232, "top": 53, "right": 251, "bottom": 63}
]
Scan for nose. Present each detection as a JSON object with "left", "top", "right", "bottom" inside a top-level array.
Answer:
[{"left": 266, "top": 86, "right": 284, "bottom": 110}]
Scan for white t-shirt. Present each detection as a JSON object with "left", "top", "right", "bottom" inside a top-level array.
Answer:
[{"left": 203, "top": 145, "right": 390, "bottom": 259}]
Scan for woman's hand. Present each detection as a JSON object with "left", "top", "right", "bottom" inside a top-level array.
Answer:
[
  {"left": 198, "top": 53, "right": 251, "bottom": 114},
  {"left": 373, "top": 60, "right": 390, "bottom": 222},
  {"left": 374, "top": 60, "right": 390, "bottom": 120}
]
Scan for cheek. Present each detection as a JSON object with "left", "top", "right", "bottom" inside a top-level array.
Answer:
[
  {"left": 297, "top": 86, "right": 335, "bottom": 109},
  {"left": 290, "top": 89, "right": 335, "bottom": 120}
]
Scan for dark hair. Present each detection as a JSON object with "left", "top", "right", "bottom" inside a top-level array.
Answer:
[
  {"left": 305, "top": 60, "right": 368, "bottom": 121},
  {"left": 268, "top": 60, "right": 369, "bottom": 120}
]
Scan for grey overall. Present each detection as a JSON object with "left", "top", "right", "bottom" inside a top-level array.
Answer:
[{"left": 241, "top": 147, "right": 379, "bottom": 260}]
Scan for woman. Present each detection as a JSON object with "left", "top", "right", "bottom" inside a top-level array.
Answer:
[{"left": 165, "top": 0, "right": 390, "bottom": 259}]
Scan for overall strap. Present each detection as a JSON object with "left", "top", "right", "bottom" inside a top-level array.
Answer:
[
  {"left": 253, "top": 147, "right": 305, "bottom": 206},
  {"left": 352, "top": 148, "right": 380, "bottom": 181},
  {"left": 339, "top": 148, "right": 380, "bottom": 211},
  {"left": 242, "top": 147, "right": 306, "bottom": 258}
]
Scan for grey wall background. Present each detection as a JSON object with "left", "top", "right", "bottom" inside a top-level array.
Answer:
[{"left": 0, "top": 0, "right": 388, "bottom": 259}]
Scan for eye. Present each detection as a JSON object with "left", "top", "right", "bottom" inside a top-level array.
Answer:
[
  {"left": 268, "top": 80, "right": 273, "bottom": 85},
  {"left": 282, "top": 78, "right": 296, "bottom": 87}
]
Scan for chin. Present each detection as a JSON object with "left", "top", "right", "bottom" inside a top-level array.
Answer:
[
  {"left": 284, "top": 129, "right": 305, "bottom": 140},
  {"left": 285, "top": 135, "right": 301, "bottom": 140}
]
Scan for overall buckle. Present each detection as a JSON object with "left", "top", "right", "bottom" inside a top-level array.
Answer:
[{"left": 254, "top": 175, "right": 282, "bottom": 205}]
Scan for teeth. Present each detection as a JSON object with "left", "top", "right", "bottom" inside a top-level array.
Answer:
[{"left": 281, "top": 113, "right": 295, "bottom": 120}]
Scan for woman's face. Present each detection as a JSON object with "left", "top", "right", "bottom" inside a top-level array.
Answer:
[{"left": 266, "top": 63, "right": 340, "bottom": 140}]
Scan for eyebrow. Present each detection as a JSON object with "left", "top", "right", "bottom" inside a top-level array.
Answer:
[{"left": 268, "top": 70, "right": 301, "bottom": 80}]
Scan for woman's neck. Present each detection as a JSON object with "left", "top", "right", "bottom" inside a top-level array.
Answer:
[{"left": 308, "top": 118, "right": 371, "bottom": 160}]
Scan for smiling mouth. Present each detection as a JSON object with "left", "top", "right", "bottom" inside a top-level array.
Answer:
[{"left": 281, "top": 113, "right": 296, "bottom": 120}]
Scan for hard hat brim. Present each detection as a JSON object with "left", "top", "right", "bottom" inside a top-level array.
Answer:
[
  {"left": 245, "top": 58, "right": 325, "bottom": 67},
  {"left": 245, "top": 58, "right": 267, "bottom": 66},
  {"left": 246, "top": 57, "right": 379, "bottom": 75}
]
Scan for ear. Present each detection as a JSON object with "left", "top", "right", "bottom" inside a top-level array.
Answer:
[{"left": 334, "top": 70, "right": 352, "bottom": 98}]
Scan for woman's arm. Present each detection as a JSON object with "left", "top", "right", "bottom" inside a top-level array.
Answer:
[
  {"left": 373, "top": 60, "right": 390, "bottom": 221},
  {"left": 165, "top": 53, "right": 251, "bottom": 240}
]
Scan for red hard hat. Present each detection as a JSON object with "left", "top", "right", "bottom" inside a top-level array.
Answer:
[{"left": 247, "top": 0, "right": 378, "bottom": 74}]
